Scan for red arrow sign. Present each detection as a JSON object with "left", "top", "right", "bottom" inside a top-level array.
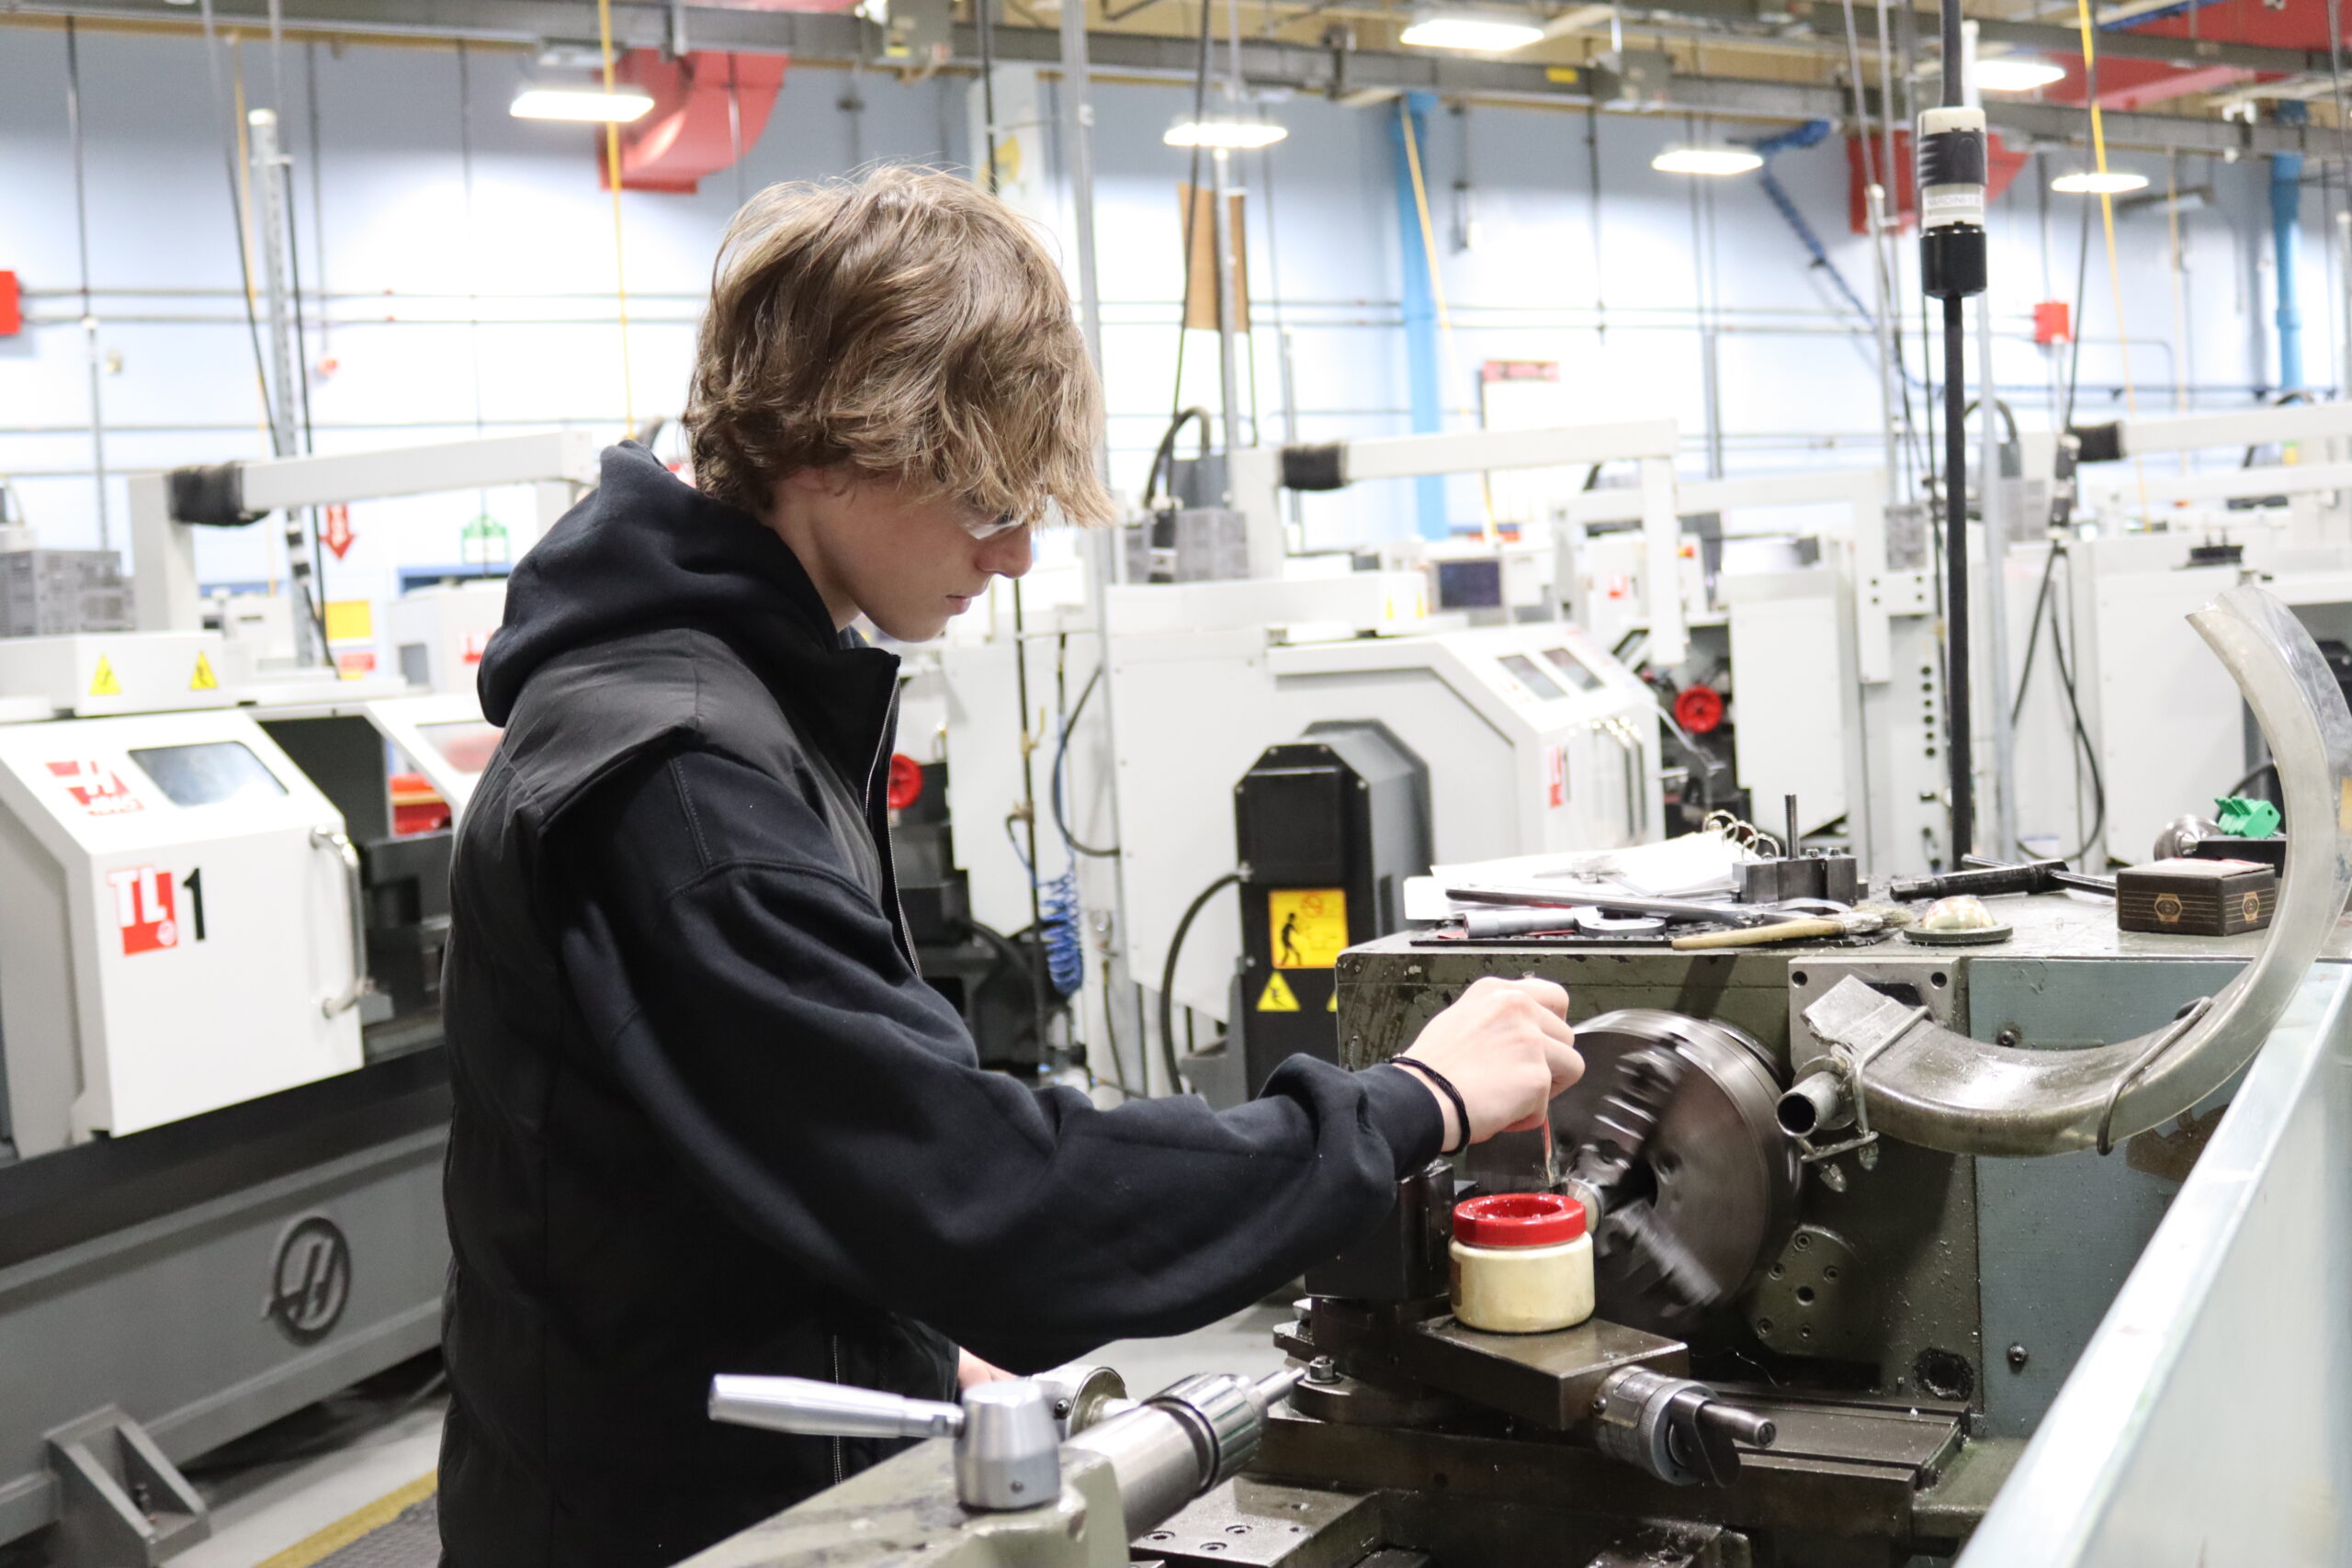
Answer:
[{"left": 322, "top": 503, "right": 356, "bottom": 560}]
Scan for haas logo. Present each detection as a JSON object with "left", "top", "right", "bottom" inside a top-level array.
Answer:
[{"left": 266, "top": 1216, "right": 353, "bottom": 1345}]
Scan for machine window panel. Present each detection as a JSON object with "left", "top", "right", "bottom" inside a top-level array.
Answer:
[
  {"left": 418, "top": 720, "right": 503, "bottom": 774},
  {"left": 1541, "top": 646, "right": 1604, "bottom": 692},
  {"left": 128, "top": 741, "right": 289, "bottom": 807},
  {"left": 1498, "top": 654, "right": 1566, "bottom": 701}
]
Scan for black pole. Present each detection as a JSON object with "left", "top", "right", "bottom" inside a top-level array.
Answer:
[
  {"left": 1941, "top": 0, "right": 1963, "bottom": 107},
  {"left": 1943, "top": 293, "right": 1973, "bottom": 863},
  {"left": 1918, "top": 0, "right": 1984, "bottom": 866}
]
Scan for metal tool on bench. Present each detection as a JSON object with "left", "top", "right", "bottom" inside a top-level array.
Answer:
[
  {"left": 1450, "top": 892, "right": 1850, "bottom": 940},
  {"left": 1888, "top": 855, "right": 2117, "bottom": 902},
  {"left": 1669, "top": 908, "right": 1886, "bottom": 951},
  {"left": 1736, "top": 794, "right": 1860, "bottom": 904}
]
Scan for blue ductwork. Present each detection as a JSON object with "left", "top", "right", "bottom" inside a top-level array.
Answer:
[
  {"left": 2272, "top": 103, "right": 2307, "bottom": 394},
  {"left": 1388, "top": 90, "right": 1447, "bottom": 539},
  {"left": 1742, "top": 119, "right": 1881, "bottom": 331}
]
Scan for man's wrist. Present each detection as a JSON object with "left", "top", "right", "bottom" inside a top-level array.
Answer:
[
  {"left": 1416, "top": 1076, "right": 1462, "bottom": 1150},
  {"left": 1392, "top": 1056, "right": 1469, "bottom": 1155}
]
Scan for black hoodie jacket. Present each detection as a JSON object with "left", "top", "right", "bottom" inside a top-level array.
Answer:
[{"left": 435, "top": 442, "right": 1443, "bottom": 1568}]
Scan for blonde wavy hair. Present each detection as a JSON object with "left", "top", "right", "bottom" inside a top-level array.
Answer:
[{"left": 685, "top": 165, "right": 1114, "bottom": 527}]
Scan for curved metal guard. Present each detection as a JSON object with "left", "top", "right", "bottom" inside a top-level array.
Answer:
[{"left": 1804, "top": 584, "right": 2352, "bottom": 1156}]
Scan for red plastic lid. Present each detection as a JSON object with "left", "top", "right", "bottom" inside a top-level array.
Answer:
[
  {"left": 1453, "top": 1191, "right": 1588, "bottom": 1247},
  {"left": 887, "top": 752, "right": 925, "bottom": 813}
]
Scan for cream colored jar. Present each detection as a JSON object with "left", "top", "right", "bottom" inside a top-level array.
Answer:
[{"left": 1449, "top": 1192, "right": 1594, "bottom": 1334}]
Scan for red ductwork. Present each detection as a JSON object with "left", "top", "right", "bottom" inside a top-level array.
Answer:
[
  {"left": 2039, "top": 54, "right": 2267, "bottom": 110},
  {"left": 599, "top": 50, "right": 791, "bottom": 195},
  {"left": 1846, "top": 130, "right": 2030, "bottom": 236},
  {"left": 2022, "top": 0, "right": 2325, "bottom": 111},
  {"left": 2125, "top": 0, "right": 2337, "bottom": 53}
]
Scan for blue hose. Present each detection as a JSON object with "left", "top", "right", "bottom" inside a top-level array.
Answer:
[{"left": 1003, "top": 812, "right": 1085, "bottom": 999}]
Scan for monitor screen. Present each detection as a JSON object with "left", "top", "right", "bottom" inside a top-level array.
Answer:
[
  {"left": 1499, "top": 654, "right": 1566, "bottom": 701},
  {"left": 1541, "top": 646, "right": 1603, "bottom": 692},
  {"left": 129, "top": 741, "right": 288, "bottom": 807}
]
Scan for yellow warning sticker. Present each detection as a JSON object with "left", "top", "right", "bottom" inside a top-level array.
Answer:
[
  {"left": 323, "top": 599, "right": 374, "bottom": 645},
  {"left": 1257, "top": 973, "right": 1301, "bottom": 1012},
  {"left": 88, "top": 655, "right": 120, "bottom": 697},
  {"left": 1269, "top": 887, "right": 1349, "bottom": 969},
  {"left": 190, "top": 651, "right": 219, "bottom": 692},
  {"left": 1328, "top": 989, "right": 1338, "bottom": 1012}
]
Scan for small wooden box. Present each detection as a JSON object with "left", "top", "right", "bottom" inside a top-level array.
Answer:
[{"left": 2116, "top": 858, "right": 2278, "bottom": 936}]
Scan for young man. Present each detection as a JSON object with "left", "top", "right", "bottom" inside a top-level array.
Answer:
[{"left": 438, "top": 166, "right": 1581, "bottom": 1568}]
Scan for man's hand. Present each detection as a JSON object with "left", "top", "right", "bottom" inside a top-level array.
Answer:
[
  {"left": 957, "top": 1349, "right": 1014, "bottom": 1390},
  {"left": 1400, "top": 976, "right": 1582, "bottom": 1146}
]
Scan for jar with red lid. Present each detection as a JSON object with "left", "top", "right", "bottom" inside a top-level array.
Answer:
[{"left": 1449, "top": 1191, "right": 1594, "bottom": 1334}]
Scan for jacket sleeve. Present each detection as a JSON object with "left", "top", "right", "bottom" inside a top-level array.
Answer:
[{"left": 554, "top": 746, "right": 1443, "bottom": 1372}]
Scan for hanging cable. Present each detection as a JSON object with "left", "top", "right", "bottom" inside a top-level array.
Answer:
[
  {"left": 595, "top": 0, "right": 637, "bottom": 432},
  {"left": 977, "top": 0, "right": 1000, "bottom": 187},
  {"left": 304, "top": 42, "right": 331, "bottom": 379},
  {"left": 1051, "top": 667, "right": 1119, "bottom": 858},
  {"left": 1143, "top": 405, "right": 1214, "bottom": 510},
  {"left": 1168, "top": 0, "right": 1216, "bottom": 420},
  {"left": 1159, "top": 872, "right": 1239, "bottom": 1097},
  {"left": 2009, "top": 542, "right": 2107, "bottom": 863},
  {"left": 198, "top": 0, "right": 277, "bottom": 446},
  {"left": 62, "top": 18, "right": 111, "bottom": 551},
  {"left": 273, "top": 117, "right": 332, "bottom": 622}
]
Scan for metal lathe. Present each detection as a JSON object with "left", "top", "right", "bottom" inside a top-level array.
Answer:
[{"left": 676, "top": 584, "right": 2352, "bottom": 1567}]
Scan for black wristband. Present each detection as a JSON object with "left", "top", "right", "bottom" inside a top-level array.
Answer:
[{"left": 1392, "top": 1058, "right": 1471, "bottom": 1156}]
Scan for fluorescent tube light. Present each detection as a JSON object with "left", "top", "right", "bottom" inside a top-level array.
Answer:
[
  {"left": 2051, "top": 170, "right": 2151, "bottom": 195},
  {"left": 1973, "top": 58, "right": 2066, "bottom": 92},
  {"left": 1652, "top": 147, "right": 1764, "bottom": 176},
  {"left": 1164, "top": 117, "right": 1289, "bottom": 150},
  {"left": 1399, "top": 11, "right": 1546, "bottom": 51},
  {"left": 510, "top": 85, "right": 657, "bottom": 123}
]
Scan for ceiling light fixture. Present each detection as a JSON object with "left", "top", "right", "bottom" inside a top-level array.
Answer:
[
  {"left": 510, "top": 83, "right": 657, "bottom": 123},
  {"left": 1164, "top": 116, "right": 1289, "bottom": 150},
  {"left": 1652, "top": 146, "right": 1764, "bottom": 176},
  {"left": 1399, "top": 8, "right": 1547, "bottom": 51},
  {"left": 1973, "top": 58, "right": 2066, "bottom": 92},
  {"left": 2051, "top": 169, "right": 2151, "bottom": 195}
]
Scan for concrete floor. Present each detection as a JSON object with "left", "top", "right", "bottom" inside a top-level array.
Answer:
[
  {"left": 175, "top": 1404, "right": 446, "bottom": 1568},
  {"left": 159, "top": 1304, "right": 1291, "bottom": 1567}
]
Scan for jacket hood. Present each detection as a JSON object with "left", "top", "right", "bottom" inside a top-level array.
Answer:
[{"left": 480, "top": 443, "right": 900, "bottom": 780}]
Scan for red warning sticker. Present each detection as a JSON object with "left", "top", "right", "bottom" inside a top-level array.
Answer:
[
  {"left": 48, "top": 759, "right": 144, "bottom": 816},
  {"left": 1544, "top": 744, "right": 1568, "bottom": 809},
  {"left": 107, "top": 865, "right": 179, "bottom": 954}
]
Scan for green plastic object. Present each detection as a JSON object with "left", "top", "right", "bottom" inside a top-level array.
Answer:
[{"left": 2214, "top": 795, "right": 2283, "bottom": 839}]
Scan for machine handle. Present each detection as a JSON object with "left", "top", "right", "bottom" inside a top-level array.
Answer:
[
  {"left": 310, "top": 827, "right": 373, "bottom": 1017},
  {"left": 708, "top": 1375, "right": 964, "bottom": 1441}
]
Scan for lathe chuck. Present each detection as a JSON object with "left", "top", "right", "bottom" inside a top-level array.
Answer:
[{"left": 1551, "top": 1010, "right": 1802, "bottom": 1334}]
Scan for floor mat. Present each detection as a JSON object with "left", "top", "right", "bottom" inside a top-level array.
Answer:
[{"left": 255, "top": 1474, "right": 437, "bottom": 1568}]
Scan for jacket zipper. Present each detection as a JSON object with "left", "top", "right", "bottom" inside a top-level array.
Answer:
[
  {"left": 830, "top": 1335, "right": 846, "bottom": 1485},
  {"left": 860, "top": 684, "right": 919, "bottom": 961}
]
